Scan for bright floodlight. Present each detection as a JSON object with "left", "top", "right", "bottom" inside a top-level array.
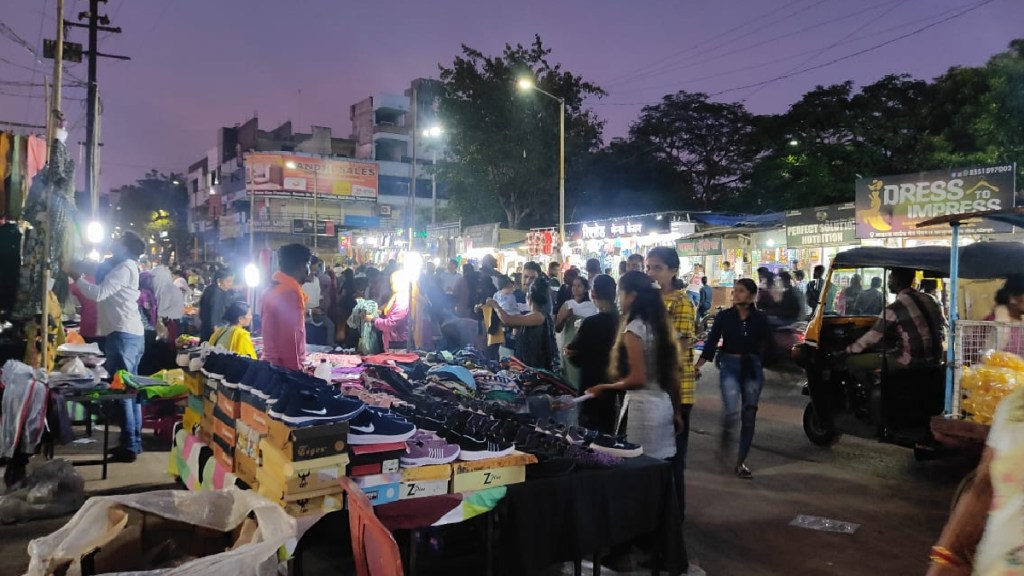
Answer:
[
  {"left": 244, "top": 263, "right": 260, "bottom": 288},
  {"left": 789, "top": 139, "right": 799, "bottom": 146},
  {"left": 403, "top": 251, "right": 423, "bottom": 280},
  {"left": 285, "top": 161, "right": 298, "bottom": 169},
  {"left": 517, "top": 78, "right": 534, "bottom": 90},
  {"left": 85, "top": 221, "right": 104, "bottom": 244},
  {"left": 87, "top": 248, "right": 101, "bottom": 262},
  {"left": 422, "top": 126, "right": 443, "bottom": 138}
]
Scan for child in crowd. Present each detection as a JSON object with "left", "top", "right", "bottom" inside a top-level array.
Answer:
[
  {"left": 346, "top": 277, "right": 381, "bottom": 355},
  {"left": 492, "top": 275, "right": 520, "bottom": 315}
]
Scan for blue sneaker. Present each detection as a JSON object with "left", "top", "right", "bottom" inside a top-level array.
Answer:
[
  {"left": 346, "top": 408, "right": 417, "bottom": 445},
  {"left": 270, "top": 388, "right": 366, "bottom": 426},
  {"left": 221, "top": 357, "right": 254, "bottom": 390}
]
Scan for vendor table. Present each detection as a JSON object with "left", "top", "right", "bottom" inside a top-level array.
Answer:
[
  {"left": 51, "top": 392, "right": 136, "bottom": 480},
  {"left": 293, "top": 455, "right": 684, "bottom": 576}
]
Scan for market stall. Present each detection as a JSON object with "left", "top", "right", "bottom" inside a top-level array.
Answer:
[
  {"left": 563, "top": 213, "right": 687, "bottom": 273},
  {"left": 784, "top": 202, "right": 860, "bottom": 272},
  {"left": 459, "top": 222, "right": 528, "bottom": 272}
]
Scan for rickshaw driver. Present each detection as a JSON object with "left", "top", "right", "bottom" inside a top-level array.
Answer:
[{"left": 842, "top": 267, "right": 947, "bottom": 389}]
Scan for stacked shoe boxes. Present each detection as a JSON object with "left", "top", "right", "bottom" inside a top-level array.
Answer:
[
  {"left": 346, "top": 442, "right": 406, "bottom": 506},
  {"left": 211, "top": 381, "right": 240, "bottom": 470},
  {"left": 199, "top": 377, "right": 217, "bottom": 445},
  {"left": 256, "top": 418, "right": 351, "bottom": 516}
]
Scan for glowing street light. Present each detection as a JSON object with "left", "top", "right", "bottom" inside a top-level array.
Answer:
[
  {"left": 244, "top": 262, "right": 260, "bottom": 288},
  {"left": 516, "top": 75, "right": 565, "bottom": 258},
  {"left": 85, "top": 221, "right": 104, "bottom": 244}
]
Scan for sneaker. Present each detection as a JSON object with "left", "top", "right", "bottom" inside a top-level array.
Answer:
[
  {"left": 564, "top": 444, "right": 623, "bottom": 468},
  {"left": 188, "top": 351, "right": 206, "bottom": 372},
  {"left": 735, "top": 463, "right": 753, "bottom": 480},
  {"left": 590, "top": 434, "right": 643, "bottom": 458},
  {"left": 220, "top": 357, "right": 253, "bottom": 389},
  {"left": 453, "top": 430, "right": 514, "bottom": 461},
  {"left": 401, "top": 439, "right": 460, "bottom": 466},
  {"left": 565, "top": 426, "right": 600, "bottom": 446},
  {"left": 176, "top": 349, "right": 192, "bottom": 368},
  {"left": 269, "top": 388, "right": 366, "bottom": 426},
  {"left": 347, "top": 408, "right": 417, "bottom": 445},
  {"left": 201, "top": 353, "right": 229, "bottom": 379}
]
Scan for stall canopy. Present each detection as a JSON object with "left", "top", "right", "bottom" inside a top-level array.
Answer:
[{"left": 833, "top": 243, "right": 1024, "bottom": 279}]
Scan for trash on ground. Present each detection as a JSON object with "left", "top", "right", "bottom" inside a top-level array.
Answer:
[{"left": 789, "top": 514, "right": 860, "bottom": 534}]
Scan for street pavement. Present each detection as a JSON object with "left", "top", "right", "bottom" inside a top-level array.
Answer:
[
  {"left": 0, "top": 365, "right": 975, "bottom": 575},
  {"left": 674, "top": 363, "right": 975, "bottom": 576}
]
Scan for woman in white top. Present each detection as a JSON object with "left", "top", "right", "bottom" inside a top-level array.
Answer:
[
  {"left": 555, "top": 276, "right": 598, "bottom": 389},
  {"left": 589, "top": 271, "right": 682, "bottom": 459}
]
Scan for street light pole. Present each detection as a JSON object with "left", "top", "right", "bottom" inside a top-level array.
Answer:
[
  {"left": 313, "top": 169, "right": 319, "bottom": 254},
  {"left": 516, "top": 78, "right": 565, "bottom": 251},
  {"left": 431, "top": 148, "right": 437, "bottom": 225}
]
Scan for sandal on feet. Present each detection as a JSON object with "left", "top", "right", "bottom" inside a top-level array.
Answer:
[{"left": 735, "top": 464, "right": 753, "bottom": 479}]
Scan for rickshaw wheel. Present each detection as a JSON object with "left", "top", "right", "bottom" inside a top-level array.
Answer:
[
  {"left": 803, "top": 402, "right": 841, "bottom": 447},
  {"left": 951, "top": 469, "right": 977, "bottom": 513}
]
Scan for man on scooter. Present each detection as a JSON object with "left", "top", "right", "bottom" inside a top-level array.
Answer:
[{"left": 843, "top": 267, "right": 946, "bottom": 395}]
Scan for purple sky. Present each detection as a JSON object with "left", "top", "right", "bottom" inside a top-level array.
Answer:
[{"left": 2, "top": 0, "right": 1022, "bottom": 191}]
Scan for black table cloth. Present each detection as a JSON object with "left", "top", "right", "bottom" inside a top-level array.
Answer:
[{"left": 496, "top": 455, "right": 686, "bottom": 575}]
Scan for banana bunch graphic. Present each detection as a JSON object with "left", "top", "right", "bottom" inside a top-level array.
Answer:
[{"left": 861, "top": 179, "right": 891, "bottom": 231}]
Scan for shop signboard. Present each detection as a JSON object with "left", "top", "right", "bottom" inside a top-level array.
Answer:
[
  {"left": 855, "top": 164, "right": 1016, "bottom": 239},
  {"left": 246, "top": 152, "right": 379, "bottom": 201},
  {"left": 676, "top": 237, "right": 722, "bottom": 257},
  {"left": 343, "top": 215, "right": 381, "bottom": 229},
  {"left": 785, "top": 203, "right": 857, "bottom": 247},
  {"left": 463, "top": 222, "right": 500, "bottom": 249},
  {"left": 571, "top": 214, "right": 672, "bottom": 241},
  {"left": 291, "top": 219, "right": 336, "bottom": 237}
]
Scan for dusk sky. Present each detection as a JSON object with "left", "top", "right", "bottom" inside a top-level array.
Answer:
[{"left": 2, "top": 0, "right": 1022, "bottom": 191}]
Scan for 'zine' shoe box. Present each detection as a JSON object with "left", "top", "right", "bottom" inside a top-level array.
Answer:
[
  {"left": 184, "top": 371, "right": 204, "bottom": 396},
  {"left": 216, "top": 387, "right": 241, "bottom": 420},
  {"left": 451, "top": 451, "right": 537, "bottom": 493},
  {"left": 234, "top": 450, "right": 259, "bottom": 489},
  {"left": 347, "top": 442, "right": 406, "bottom": 477},
  {"left": 265, "top": 418, "right": 348, "bottom": 462},
  {"left": 258, "top": 440, "right": 350, "bottom": 495},
  {"left": 352, "top": 473, "right": 402, "bottom": 506},
  {"left": 400, "top": 464, "right": 452, "bottom": 500},
  {"left": 235, "top": 421, "right": 263, "bottom": 461},
  {"left": 212, "top": 406, "right": 237, "bottom": 447}
]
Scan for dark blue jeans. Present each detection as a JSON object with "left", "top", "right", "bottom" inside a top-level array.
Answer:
[
  {"left": 719, "top": 354, "right": 764, "bottom": 464},
  {"left": 105, "top": 331, "right": 145, "bottom": 454},
  {"left": 671, "top": 403, "right": 693, "bottom": 520}
]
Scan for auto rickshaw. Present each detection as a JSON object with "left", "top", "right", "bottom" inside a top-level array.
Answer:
[{"left": 793, "top": 239, "right": 1024, "bottom": 458}]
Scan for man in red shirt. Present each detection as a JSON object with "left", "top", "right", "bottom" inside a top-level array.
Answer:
[{"left": 260, "top": 244, "right": 311, "bottom": 370}]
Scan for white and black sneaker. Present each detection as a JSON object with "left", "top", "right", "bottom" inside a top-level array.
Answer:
[
  {"left": 454, "top": 431, "right": 515, "bottom": 461},
  {"left": 590, "top": 434, "right": 643, "bottom": 458},
  {"left": 269, "top": 388, "right": 366, "bottom": 426}
]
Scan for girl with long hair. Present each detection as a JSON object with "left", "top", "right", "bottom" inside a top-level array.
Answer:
[
  {"left": 695, "top": 278, "right": 770, "bottom": 479},
  {"left": 488, "top": 276, "right": 556, "bottom": 371},
  {"left": 589, "top": 271, "right": 682, "bottom": 460},
  {"left": 209, "top": 301, "right": 257, "bottom": 359}
]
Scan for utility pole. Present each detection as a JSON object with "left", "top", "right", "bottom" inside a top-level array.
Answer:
[
  {"left": 40, "top": 0, "right": 65, "bottom": 370},
  {"left": 67, "top": 0, "right": 129, "bottom": 218},
  {"left": 408, "top": 84, "right": 418, "bottom": 251}
]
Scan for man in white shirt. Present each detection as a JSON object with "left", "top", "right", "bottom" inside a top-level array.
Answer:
[
  {"left": 68, "top": 231, "right": 147, "bottom": 462},
  {"left": 151, "top": 260, "right": 185, "bottom": 343},
  {"left": 437, "top": 259, "right": 462, "bottom": 295}
]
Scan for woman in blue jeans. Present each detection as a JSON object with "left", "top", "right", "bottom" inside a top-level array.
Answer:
[{"left": 694, "top": 278, "right": 770, "bottom": 479}]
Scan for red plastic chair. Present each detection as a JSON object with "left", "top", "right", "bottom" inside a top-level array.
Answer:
[{"left": 339, "top": 476, "right": 404, "bottom": 576}]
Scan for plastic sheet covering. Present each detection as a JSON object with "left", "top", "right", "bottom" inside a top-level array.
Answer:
[
  {"left": 25, "top": 489, "right": 296, "bottom": 576},
  {"left": 0, "top": 459, "right": 85, "bottom": 525}
]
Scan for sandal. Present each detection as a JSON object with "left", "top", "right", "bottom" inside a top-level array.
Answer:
[{"left": 735, "top": 464, "right": 753, "bottom": 480}]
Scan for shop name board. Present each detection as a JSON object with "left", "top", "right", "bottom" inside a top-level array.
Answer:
[
  {"left": 246, "top": 152, "right": 379, "bottom": 201},
  {"left": 677, "top": 237, "right": 722, "bottom": 257},
  {"left": 582, "top": 222, "right": 643, "bottom": 239},
  {"left": 785, "top": 203, "right": 857, "bottom": 246},
  {"left": 292, "top": 219, "right": 336, "bottom": 237},
  {"left": 855, "top": 164, "right": 1016, "bottom": 238}
]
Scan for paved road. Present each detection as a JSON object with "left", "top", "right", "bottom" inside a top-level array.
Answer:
[{"left": 682, "top": 364, "right": 976, "bottom": 576}]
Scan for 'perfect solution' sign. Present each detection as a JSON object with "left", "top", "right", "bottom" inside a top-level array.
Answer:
[
  {"left": 855, "top": 164, "right": 1016, "bottom": 238},
  {"left": 785, "top": 203, "right": 857, "bottom": 247}
]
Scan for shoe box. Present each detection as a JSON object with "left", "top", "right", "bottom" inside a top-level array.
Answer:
[
  {"left": 184, "top": 371, "right": 204, "bottom": 396},
  {"left": 211, "top": 433, "right": 235, "bottom": 470},
  {"left": 235, "top": 421, "right": 263, "bottom": 461},
  {"left": 182, "top": 406, "right": 201, "bottom": 436},
  {"left": 216, "top": 386, "right": 241, "bottom": 420},
  {"left": 186, "top": 393, "right": 204, "bottom": 416},
  {"left": 239, "top": 400, "right": 270, "bottom": 435},
  {"left": 212, "top": 405, "right": 236, "bottom": 447},
  {"left": 451, "top": 451, "right": 537, "bottom": 493},
  {"left": 352, "top": 473, "right": 402, "bottom": 506},
  {"left": 265, "top": 418, "right": 348, "bottom": 462},
  {"left": 258, "top": 440, "right": 350, "bottom": 494},
  {"left": 347, "top": 442, "right": 406, "bottom": 477},
  {"left": 234, "top": 449, "right": 259, "bottom": 489},
  {"left": 277, "top": 490, "right": 345, "bottom": 517},
  {"left": 399, "top": 464, "right": 452, "bottom": 500}
]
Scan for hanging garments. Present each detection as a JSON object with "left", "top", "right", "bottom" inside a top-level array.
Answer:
[
  {"left": 0, "top": 132, "right": 10, "bottom": 214},
  {"left": 25, "top": 135, "right": 46, "bottom": 187},
  {"left": 13, "top": 137, "right": 81, "bottom": 320},
  {"left": 0, "top": 360, "right": 49, "bottom": 460}
]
